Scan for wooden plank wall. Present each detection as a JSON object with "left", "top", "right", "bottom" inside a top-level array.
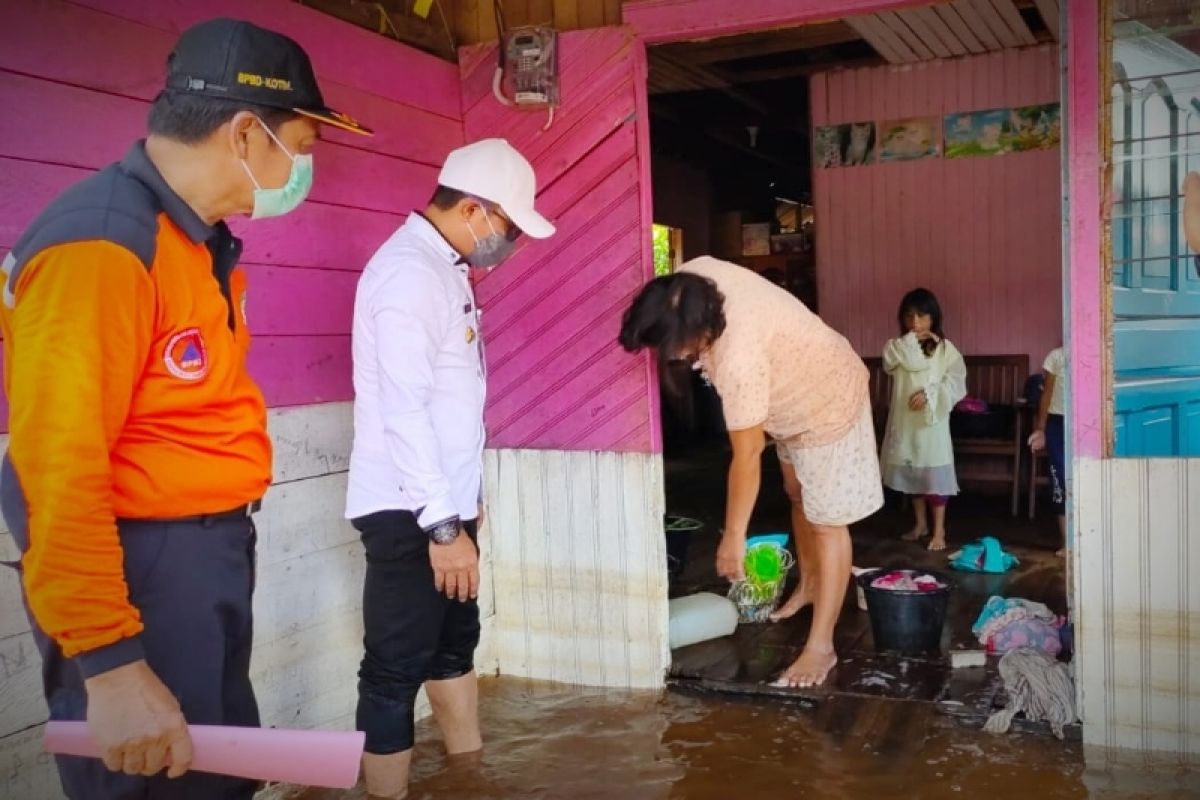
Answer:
[
  {"left": 0, "top": 0, "right": 466, "bottom": 428},
  {"left": 460, "top": 26, "right": 660, "bottom": 453},
  {"left": 452, "top": 0, "right": 624, "bottom": 44},
  {"left": 1074, "top": 458, "right": 1200, "bottom": 761},
  {"left": 810, "top": 44, "right": 1063, "bottom": 367},
  {"left": 622, "top": 0, "right": 932, "bottom": 44},
  {"left": 485, "top": 449, "right": 669, "bottom": 688}
]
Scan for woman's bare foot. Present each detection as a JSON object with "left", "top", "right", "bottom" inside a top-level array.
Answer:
[
  {"left": 927, "top": 533, "right": 947, "bottom": 552},
  {"left": 1055, "top": 547, "right": 1066, "bottom": 557},
  {"left": 771, "top": 646, "right": 838, "bottom": 688},
  {"left": 901, "top": 526, "right": 929, "bottom": 542},
  {"left": 770, "top": 583, "right": 814, "bottom": 622}
]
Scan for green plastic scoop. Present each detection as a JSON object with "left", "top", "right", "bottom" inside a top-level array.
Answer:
[{"left": 744, "top": 542, "right": 786, "bottom": 584}]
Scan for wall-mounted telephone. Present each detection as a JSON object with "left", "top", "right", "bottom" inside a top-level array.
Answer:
[{"left": 492, "top": 26, "right": 560, "bottom": 126}]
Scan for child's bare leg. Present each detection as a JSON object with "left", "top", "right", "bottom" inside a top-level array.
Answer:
[
  {"left": 928, "top": 500, "right": 948, "bottom": 551},
  {"left": 902, "top": 495, "right": 929, "bottom": 541}
]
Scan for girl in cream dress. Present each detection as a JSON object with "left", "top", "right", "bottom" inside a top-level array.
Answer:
[{"left": 881, "top": 288, "right": 967, "bottom": 552}]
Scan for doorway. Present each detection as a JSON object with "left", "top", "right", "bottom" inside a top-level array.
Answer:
[{"left": 643, "top": 5, "right": 1071, "bottom": 715}]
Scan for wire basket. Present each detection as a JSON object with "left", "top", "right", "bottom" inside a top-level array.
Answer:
[{"left": 727, "top": 546, "right": 795, "bottom": 624}]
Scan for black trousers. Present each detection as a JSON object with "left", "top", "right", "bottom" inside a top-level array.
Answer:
[
  {"left": 1046, "top": 413, "right": 1066, "bottom": 515},
  {"left": 16, "top": 516, "right": 260, "bottom": 800},
  {"left": 354, "top": 510, "right": 480, "bottom": 754}
]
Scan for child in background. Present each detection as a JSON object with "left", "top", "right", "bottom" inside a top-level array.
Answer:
[
  {"left": 881, "top": 288, "right": 968, "bottom": 551},
  {"left": 1028, "top": 346, "right": 1067, "bottom": 557}
]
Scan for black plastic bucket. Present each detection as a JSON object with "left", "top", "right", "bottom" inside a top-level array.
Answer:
[
  {"left": 664, "top": 515, "right": 703, "bottom": 581},
  {"left": 858, "top": 569, "right": 952, "bottom": 656}
]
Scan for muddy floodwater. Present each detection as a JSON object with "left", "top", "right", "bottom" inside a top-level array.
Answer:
[{"left": 286, "top": 677, "right": 1199, "bottom": 800}]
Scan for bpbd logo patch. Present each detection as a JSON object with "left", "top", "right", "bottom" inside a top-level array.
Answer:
[{"left": 163, "top": 328, "right": 209, "bottom": 381}]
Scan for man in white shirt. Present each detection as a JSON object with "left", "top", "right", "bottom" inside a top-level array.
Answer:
[{"left": 345, "top": 139, "right": 554, "bottom": 798}]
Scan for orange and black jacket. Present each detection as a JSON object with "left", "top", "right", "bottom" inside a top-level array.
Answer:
[{"left": 0, "top": 141, "right": 272, "bottom": 677}]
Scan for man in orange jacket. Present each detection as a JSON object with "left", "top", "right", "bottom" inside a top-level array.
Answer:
[{"left": 0, "top": 18, "right": 369, "bottom": 798}]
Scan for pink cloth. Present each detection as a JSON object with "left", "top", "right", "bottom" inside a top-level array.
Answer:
[
  {"left": 871, "top": 570, "right": 944, "bottom": 592},
  {"left": 986, "top": 618, "right": 1063, "bottom": 657},
  {"left": 956, "top": 396, "right": 988, "bottom": 413},
  {"left": 974, "top": 597, "right": 1064, "bottom": 656}
]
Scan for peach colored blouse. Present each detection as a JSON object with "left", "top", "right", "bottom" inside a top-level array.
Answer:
[{"left": 683, "top": 257, "right": 868, "bottom": 448}]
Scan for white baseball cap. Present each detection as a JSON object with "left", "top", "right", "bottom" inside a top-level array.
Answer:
[{"left": 437, "top": 138, "right": 556, "bottom": 240}]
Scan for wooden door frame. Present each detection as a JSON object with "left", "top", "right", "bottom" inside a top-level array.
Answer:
[
  {"left": 622, "top": 0, "right": 1105, "bottom": 719},
  {"left": 623, "top": 0, "right": 934, "bottom": 44},
  {"left": 623, "top": 0, "right": 1101, "bottom": 461}
]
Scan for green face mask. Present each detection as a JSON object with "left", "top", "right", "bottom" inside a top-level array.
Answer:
[{"left": 240, "top": 117, "right": 313, "bottom": 220}]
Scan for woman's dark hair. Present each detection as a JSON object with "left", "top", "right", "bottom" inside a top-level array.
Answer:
[
  {"left": 147, "top": 91, "right": 296, "bottom": 145},
  {"left": 619, "top": 273, "right": 727, "bottom": 402},
  {"left": 897, "top": 287, "right": 945, "bottom": 355}
]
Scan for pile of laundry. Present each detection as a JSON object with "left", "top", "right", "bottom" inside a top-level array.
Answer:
[
  {"left": 870, "top": 570, "right": 945, "bottom": 592},
  {"left": 972, "top": 596, "right": 1065, "bottom": 656}
]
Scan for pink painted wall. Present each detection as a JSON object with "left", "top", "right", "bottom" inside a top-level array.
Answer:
[
  {"left": 459, "top": 28, "right": 660, "bottom": 453},
  {"left": 0, "top": 0, "right": 464, "bottom": 428},
  {"left": 811, "top": 45, "right": 1063, "bottom": 367}
]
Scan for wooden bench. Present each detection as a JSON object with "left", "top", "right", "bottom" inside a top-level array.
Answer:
[{"left": 864, "top": 353, "right": 1028, "bottom": 516}]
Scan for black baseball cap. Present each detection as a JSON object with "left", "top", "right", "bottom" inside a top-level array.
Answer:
[{"left": 165, "top": 18, "right": 372, "bottom": 136}]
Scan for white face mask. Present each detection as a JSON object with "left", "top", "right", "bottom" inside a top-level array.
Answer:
[
  {"left": 464, "top": 208, "right": 516, "bottom": 267},
  {"left": 240, "top": 117, "right": 314, "bottom": 220}
]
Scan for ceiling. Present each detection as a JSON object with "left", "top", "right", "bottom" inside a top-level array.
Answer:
[
  {"left": 845, "top": 0, "right": 1061, "bottom": 63},
  {"left": 648, "top": 0, "right": 1060, "bottom": 97}
]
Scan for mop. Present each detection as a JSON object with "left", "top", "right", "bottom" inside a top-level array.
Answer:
[{"left": 984, "top": 647, "right": 1077, "bottom": 739}]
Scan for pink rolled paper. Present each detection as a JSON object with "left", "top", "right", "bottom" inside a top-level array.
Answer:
[{"left": 44, "top": 722, "right": 364, "bottom": 790}]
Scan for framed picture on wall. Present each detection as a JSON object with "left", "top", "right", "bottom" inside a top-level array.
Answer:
[
  {"left": 814, "top": 122, "right": 876, "bottom": 167},
  {"left": 879, "top": 117, "right": 939, "bottom": 161},
  {"left": 1009, "top": 103, "right": 1061, "bottom": 152},
  {"left": 944, "top": 109, "right": 1011, "bottom": 158},
  {"left": 742, "top": 223, "right": 771, "bottom": 256},
  {"left": 814, "top": 125, "right": 842, "bottom": 167}
]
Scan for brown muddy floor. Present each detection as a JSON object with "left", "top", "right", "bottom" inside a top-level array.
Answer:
[
  {"left": 286, "top": 439, "right": 1199, "bottom": 799},
  {"left": 288, "top": 677, "right": 1198, "bottom": 799}
]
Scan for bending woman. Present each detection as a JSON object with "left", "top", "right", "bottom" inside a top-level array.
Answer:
[{"left": 619, "top": 257, "right": 883, "bottom": 687}]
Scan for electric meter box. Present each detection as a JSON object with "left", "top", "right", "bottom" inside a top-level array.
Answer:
[{"left": 500, "top": 27, "right": 559, "bottom": 108}]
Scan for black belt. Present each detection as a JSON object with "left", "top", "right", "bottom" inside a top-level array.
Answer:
[{"left": 126, "top": 500, "right": 262, "bottom": 527}]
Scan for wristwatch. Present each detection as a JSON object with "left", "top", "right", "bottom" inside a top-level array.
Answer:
[{"left": 427, "top": 518, "right": 461, "bottom": 545}]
